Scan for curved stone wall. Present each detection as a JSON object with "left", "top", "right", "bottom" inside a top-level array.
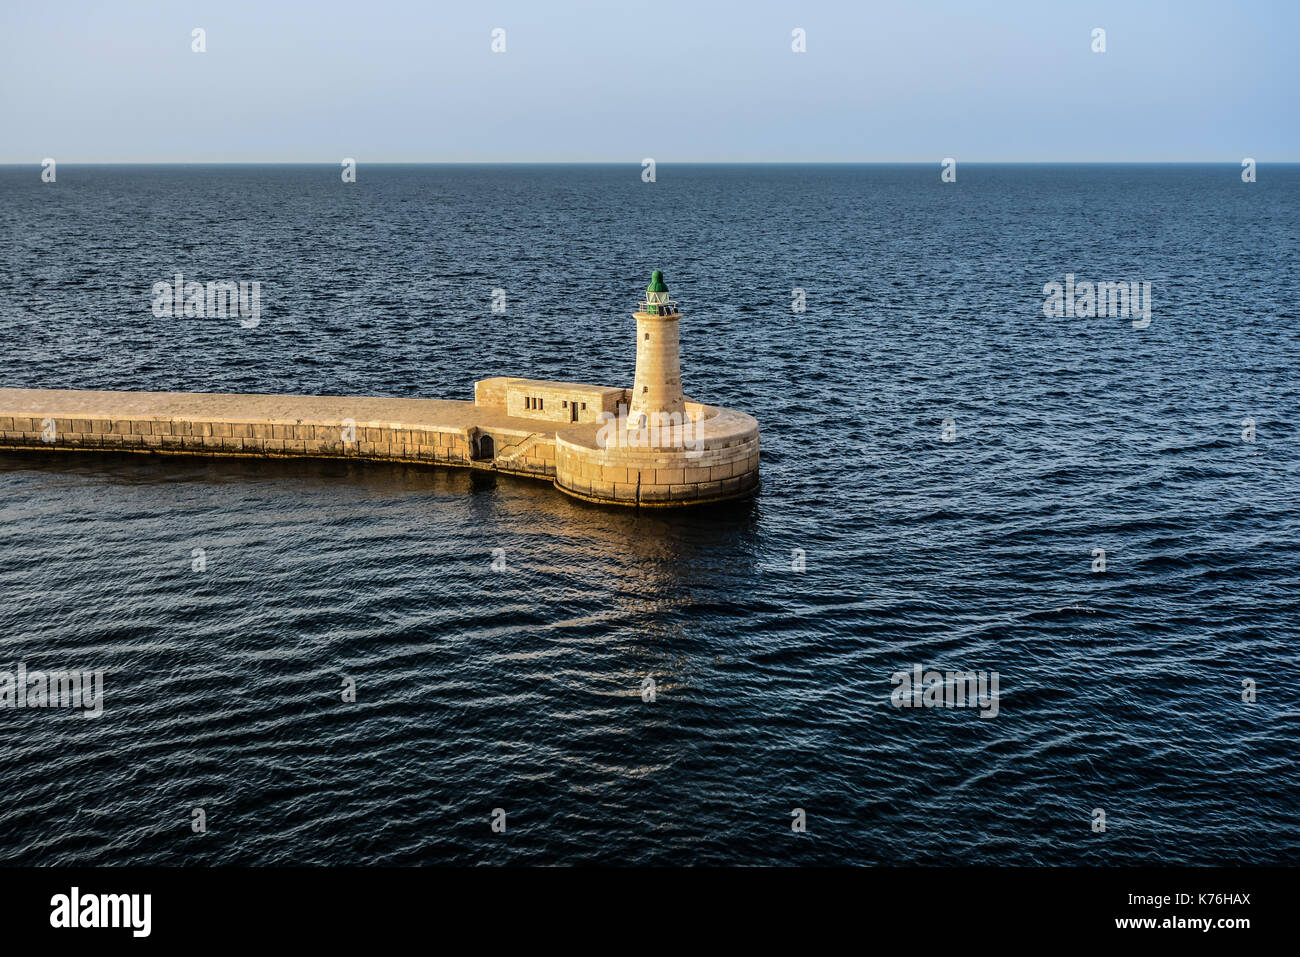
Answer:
[{"left": 553, "top": 401, "right": 760, "bottom": 507}]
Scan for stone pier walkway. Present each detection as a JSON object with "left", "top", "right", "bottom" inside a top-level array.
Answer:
[{"left": 0, "top": 387, "right": 556, "bottom": 477}]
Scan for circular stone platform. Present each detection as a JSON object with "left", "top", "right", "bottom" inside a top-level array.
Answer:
[{"left": 553, "top": 400, "right": 759, "bottom": 507}]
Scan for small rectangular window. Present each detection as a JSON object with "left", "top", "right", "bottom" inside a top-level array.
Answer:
[
  {"left": 539, "top": 398, "right": 544, "bottom": 410},
  {"left": 580, "top": 403, "right": 586, "bottom": 410}
]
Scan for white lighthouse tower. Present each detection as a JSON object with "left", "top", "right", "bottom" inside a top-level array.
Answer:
[{"left": 628, "top": 270, "right": 686, "bottom": 434}]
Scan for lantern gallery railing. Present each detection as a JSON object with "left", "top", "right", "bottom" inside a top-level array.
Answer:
[{"left": 638, "top": 298, "right": 681, "bottom": 315}]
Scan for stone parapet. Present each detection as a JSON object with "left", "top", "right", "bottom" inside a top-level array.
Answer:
[{"left": 553, "top": 402, "right": 760, "bottom": 507}]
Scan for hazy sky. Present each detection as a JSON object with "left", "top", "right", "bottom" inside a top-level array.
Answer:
[{"left": 2, "top": 0, "right": 1296, "bottom": 162}]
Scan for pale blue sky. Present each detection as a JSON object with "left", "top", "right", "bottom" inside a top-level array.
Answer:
[{"left": 2, "top": 0, "right": 1295, "bottom": 162}]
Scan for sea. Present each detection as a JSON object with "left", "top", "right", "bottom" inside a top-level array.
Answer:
[{"left": 0, "top": 163, "right": 1296, "bottom": 864}]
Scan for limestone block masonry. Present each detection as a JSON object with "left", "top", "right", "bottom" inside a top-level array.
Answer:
[{"left": 0, "top": 272, "right": 759, "bottom": 508}]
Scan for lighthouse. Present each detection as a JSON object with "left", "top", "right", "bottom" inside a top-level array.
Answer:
[{"left": 628, "top": 270, "right": 686, "bottom": 433}]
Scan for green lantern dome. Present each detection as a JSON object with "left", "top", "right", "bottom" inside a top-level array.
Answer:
[{"left": 643, "top": 269, "right": 674, "bottom": 315}]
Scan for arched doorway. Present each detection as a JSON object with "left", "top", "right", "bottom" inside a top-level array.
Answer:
[{"left": 475, "top": 433, "right": 495, "bottom": 461}]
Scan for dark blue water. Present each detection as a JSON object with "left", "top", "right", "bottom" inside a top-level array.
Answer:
[{"left": 0, "top": 164, "right": 1296, "bottom": 865}]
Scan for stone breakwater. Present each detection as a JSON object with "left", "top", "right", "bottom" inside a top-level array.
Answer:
[{"left": 0, "top": 380, "right": 759, "bottom": 508}]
